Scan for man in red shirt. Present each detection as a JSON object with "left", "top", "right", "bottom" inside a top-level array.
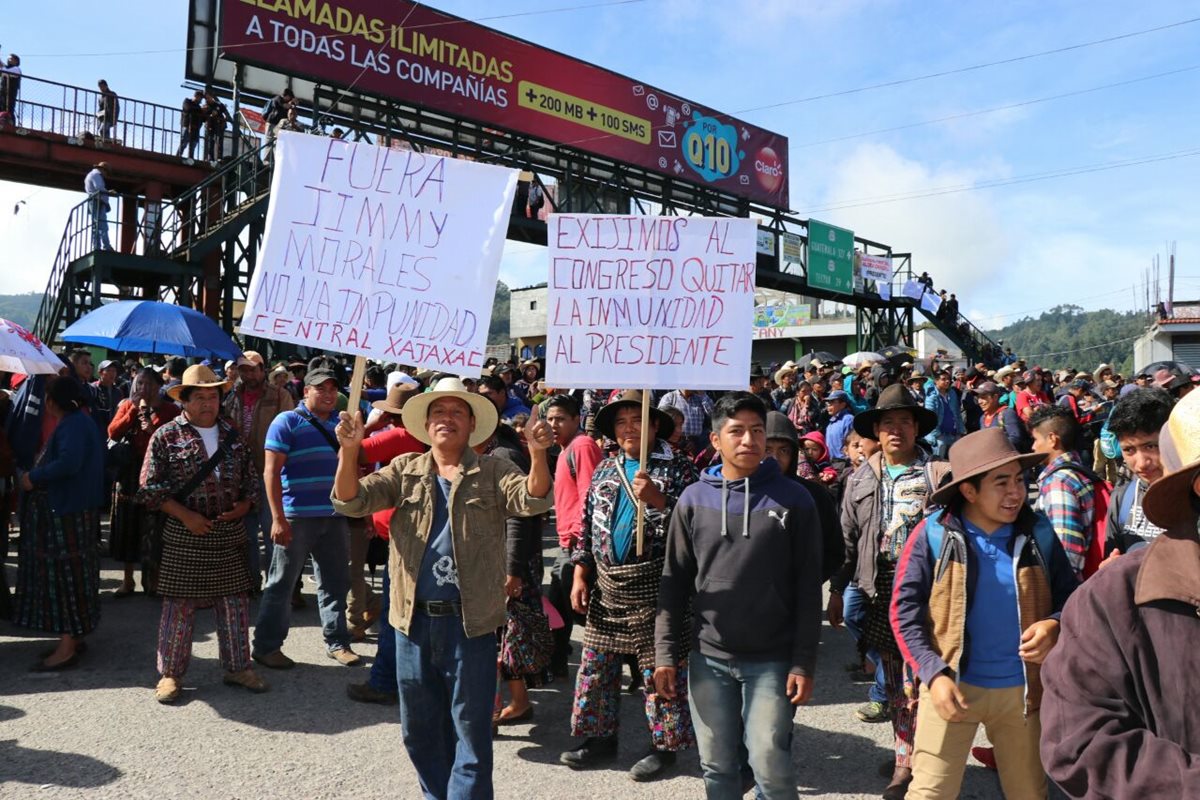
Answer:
[
  {"left": 345, "top": 383, "right": 426, "bottom": 705},
  {"left": 545, "top": 394, "right": 602, "bottom": 677},
  {"left": 1014, "top": 370, "right": 1050, "bottom": 424}
]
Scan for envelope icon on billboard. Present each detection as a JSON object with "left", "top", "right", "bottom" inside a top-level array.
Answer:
[{"left": 657, "top": 130, "right": 677, "bottom": 149}]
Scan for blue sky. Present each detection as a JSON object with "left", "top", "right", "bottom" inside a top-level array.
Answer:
[{"left": 2, "top": 0, "right": 1198, "bottom": 331}]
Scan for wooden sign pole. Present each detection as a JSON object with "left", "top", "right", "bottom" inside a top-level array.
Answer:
[
  {"left": 635, "top": 390, "right": 650, "bottom": 557},
  {"left": 346, "top": 355, "right": 367, "bottom": 420}
]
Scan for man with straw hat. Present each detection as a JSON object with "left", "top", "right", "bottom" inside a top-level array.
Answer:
[
  {"left": 891, "top": 428, "right": 1078, "bottom": 798},
  {"left": 1040, "top": 388, "right": 1200, "bottom": 798},
  {"left": 331, "top": 376, "right": 554, "bottom": 799},
  {"left": 560, "top": 390, "right": 699, "bottom": 781}
]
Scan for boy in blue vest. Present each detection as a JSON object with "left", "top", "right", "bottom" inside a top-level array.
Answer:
[{"left": 891, "top": 428, "right": 1078, "bottom": 798}]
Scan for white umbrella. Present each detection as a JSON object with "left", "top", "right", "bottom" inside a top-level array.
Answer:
[
  {"left": 842, "top": 351, "right": 887, "bottom": 368},
  {"left": 0, "top": 318, "right": 64, "bottom": 375}
]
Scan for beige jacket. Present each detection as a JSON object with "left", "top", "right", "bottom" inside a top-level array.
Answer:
[
  {"left": 332, "top": 448, "right": 552, "bottom": 637},
  {"left": 222, "top": 383, "right": 295, "bottom": 473}
]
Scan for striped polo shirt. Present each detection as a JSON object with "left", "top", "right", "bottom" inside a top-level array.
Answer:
[{"left": 264, "top": 402, "right": 340, "bottom": 518}]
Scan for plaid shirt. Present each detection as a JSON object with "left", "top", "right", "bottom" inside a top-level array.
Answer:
[
  {"left": 1036, "top": 452, "right": 1095, "bottom": 577},
  {"left": 658, "top": 390, "right": 714, "bottom": 438}
]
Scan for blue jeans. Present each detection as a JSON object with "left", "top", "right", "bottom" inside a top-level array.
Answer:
[
  {"left": 842, "top": 584, "right": 887, "bottom": 705},
  {"left": 252, "top": 516, "right": 351, "bottom": 654},
  {"left": 243, "top": 476, "right": 273, "bottom": 578},
  {"left": 395, "top": 611, "right": 498, "bottom": 800},
  {"left": 368, "top": 566, "right": 397, "bottom": 694},
  {"left": 689, "top": 653, "right": 798, "bottom": 800},
  {"left": 90, "top": 197, "right": 111, "bottom": 251}
]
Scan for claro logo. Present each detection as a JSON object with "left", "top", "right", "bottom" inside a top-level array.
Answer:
[{"left": 754, "top": 147, "right": 784, "bottom": 193}]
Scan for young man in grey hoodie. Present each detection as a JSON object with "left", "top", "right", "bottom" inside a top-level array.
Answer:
[{"left": 655, "top": 392, "right": 824, "bottom": 799}]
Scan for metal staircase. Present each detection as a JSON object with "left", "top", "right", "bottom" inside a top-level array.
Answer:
[
  {"left": 33, "top": 143, "right": 274, "bottom": 347},
  {"left": 913, "top": 302, "right": 1004, "bottom": 366}
]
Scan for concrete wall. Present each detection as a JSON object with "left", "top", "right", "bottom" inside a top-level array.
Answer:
[{"left": 510, "top": 286, "right": 549, "bottom": 340}]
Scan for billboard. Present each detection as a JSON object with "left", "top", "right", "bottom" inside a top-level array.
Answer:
[{"left": 217, "top": 0, "right": 789, "bottom": 208}]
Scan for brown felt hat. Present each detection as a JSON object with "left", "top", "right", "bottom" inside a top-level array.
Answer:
[
  {"left": 929, "top": 428, "right": 1047, "bottom": 506},
  {"left": 371, "top": 383, "right": 419, "bottom": 416},
  {"left": 593, "top": 390, "right": 674, "bottom": 442},
  {"left": 1141, "top": 389, "right": 1200, "bottom": 530},
  {"left": 853, "top": 383, "right": 938, "bottom": 440}
]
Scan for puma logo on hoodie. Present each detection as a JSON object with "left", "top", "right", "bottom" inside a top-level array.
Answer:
[{"left": 768, "top": 509, "right": 788, "bottom": 529}]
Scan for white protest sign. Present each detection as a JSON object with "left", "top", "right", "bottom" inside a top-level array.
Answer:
[
  {"left": 859, "top": 253, "right": 893, "bottom": 283},
  {"left": 240, "top": 131, "right": 518, "bottom": 375},
  {"left": 902, "top": 279, "right": 925, "bottom": 301},
  {"left": 545, "top": 215, "right": 756, "bottom": 391},
  {"left": 921, "top": 290, "right": 943, "bottom": 315}
]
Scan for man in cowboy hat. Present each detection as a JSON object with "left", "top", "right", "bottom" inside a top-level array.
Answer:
[
  {"left": 223, "top": 350, "right": 296, "bottom": 587},
  {"left": 331, "top": 377, "right": 554, "bottom": 798},
  {"left": 892, "top": 428, "right": 1077, "bottom": 798},
  {"left": 84, "top": 161, "right": 113, "bottom": 251},
  {"left": 831, "top": 383, "right": 949, "bottom": 798},
  {"left": 513, "top": 359, "right": 540, "bottom": 404},
  {"left": 1040, "top": 388, "right": 1200, "bottom": 798},
  {"left": 253, "top": 366, "right": 360, "bottom": 669},
  {"left": 771, "top": 365, "right": 798, "bottom": 410},
  {"left": 561, "top": 390, "right": 699, "bottom": 781}
]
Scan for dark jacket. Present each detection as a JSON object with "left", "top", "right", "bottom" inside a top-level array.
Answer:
[
  {"left": 655, "top": 459, "right": 823, "bottom": 676},
  {"left": 487, "top": 431, "right": 543, "bottom": 581},
  {"left": 794, "top": 473, "right": 844, "bottom": 584},
  {"left": 834, "top": 452, "right": 951, "bottom": 595},
  {"left": 28, "top": 410, "right": 105, "bottom": 515},
  {"left": 979, "top": 405, "right": 1029, "bottom": 452},
  {"left": 891, "top": 506, "right": 1078, "bottom": 713},
  {"left": 1040, "top": 531, "right": 1200, "bottom": 798}
]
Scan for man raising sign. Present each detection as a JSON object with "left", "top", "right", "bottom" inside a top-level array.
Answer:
[{"left": 331, "top": 377, "right": 554, "bottom": 800}]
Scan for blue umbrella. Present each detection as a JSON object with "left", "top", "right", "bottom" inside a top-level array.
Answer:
[{"left": 61, "top": 300, "right": 243, "bottom": 359}]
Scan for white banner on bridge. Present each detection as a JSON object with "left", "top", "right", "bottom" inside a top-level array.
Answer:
[
  {"left": 858, "top": 253, "right": 893, "bottom": 283},
  {"left": 545, "top": 214, "right": 757, "bottom": 391},
  {"left": 240, "top": 131, "right": 518, "bottom": 375}
]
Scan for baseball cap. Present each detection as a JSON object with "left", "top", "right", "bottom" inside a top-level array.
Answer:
[
  {"left": 236, "top": 350, "right": 265, "bottom": 368},
  {"left": 97, "top": 359, "right": 117, "bottom": 371},
  {"left": 304, "top": 368, "right": 339, "bottom": 387},
  {"left": 971, "top": 381, "right": 1001, "bottom": 395},
  {"left": 826, "top": 390, "right": 850, "bottom": 403}
]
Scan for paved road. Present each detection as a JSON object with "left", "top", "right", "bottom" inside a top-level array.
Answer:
[{"left": 1, "top": 536, "right": 1002, "bottom": 799}]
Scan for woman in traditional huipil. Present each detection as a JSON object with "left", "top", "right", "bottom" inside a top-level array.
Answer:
[{"left": 139, "top": 365, "right": 266, "bottom": 703}]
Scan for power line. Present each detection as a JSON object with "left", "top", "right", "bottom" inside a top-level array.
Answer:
[
  {"left": 792, "top": 64, "right": 1200, "bottom": 150},
  {"left": 1020, "top": 334, "right": 1142, "bottom": 360},
  {"left": 739, "top": 15, "right": 1200, "bottom": 115},
  {"left": 18, "top": 0, "right": 647, "bottom": 58},
  {"left": 797, "top": 147, "right": 1200, "bottom": 214}
]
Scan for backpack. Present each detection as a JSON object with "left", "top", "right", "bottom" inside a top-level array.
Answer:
[
  {"left": 926, "top": 511, "right": 1057, "bottom": 577},
  {"left": 1045, "top": 463, "right": 1112, "bottom": 579}
]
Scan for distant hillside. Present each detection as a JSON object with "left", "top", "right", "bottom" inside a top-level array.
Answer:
[
  {"left": 489, "top": 281, "right": 510, "bottom": 344},
  {"left": 0, "top": 293, "right": 42, "bottom": 330},
  {"left": 987, "top": 304, "right": 1146, "bottom": 376}
]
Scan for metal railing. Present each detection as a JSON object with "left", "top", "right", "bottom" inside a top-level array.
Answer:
[
  {"left": 33, "top": 143, "right": 276, "bottom": 344},
  {"left": 160, "top": 142, "right": 274, "bottom": 258},
  {"left": 1, "top": 73, "right": 249, "bottom": 160}
]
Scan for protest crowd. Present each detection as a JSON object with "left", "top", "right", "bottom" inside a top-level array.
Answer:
[{"left": 1, "top": 342, "right": 1197, "bottom": 800}]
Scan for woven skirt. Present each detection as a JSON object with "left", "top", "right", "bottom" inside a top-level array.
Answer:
[
  {"left": 156, "top": 516, "right": 252, "bottom": 599},
  {"left": 14, "top": 493, "right": 102, "bottom": 637},
  {"left": 108, "top": 481, "right": 148, "bottom": 563}
]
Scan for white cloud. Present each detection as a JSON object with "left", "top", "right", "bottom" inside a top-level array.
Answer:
[{"left": 811, "top": 142, "right": 1012, "bottom": 300}]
